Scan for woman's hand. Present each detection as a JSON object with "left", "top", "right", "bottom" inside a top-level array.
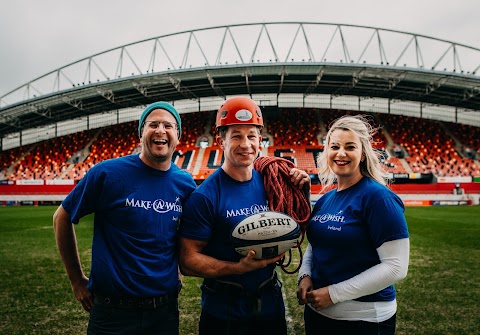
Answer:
[
  {"left": 296, "top": 275, "right": 313, "bottom": 305},
  {"left": 305, "top": 286, "right": 334, "bottom": 311}
]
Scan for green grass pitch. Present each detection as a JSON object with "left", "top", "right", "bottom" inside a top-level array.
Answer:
[{"left": 0, "top": 205, "right": 479, "bottom": 334}]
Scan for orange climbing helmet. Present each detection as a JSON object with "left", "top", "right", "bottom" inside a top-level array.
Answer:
[{"left": 216, "top": 96, "right": 264, "bottom": 128}]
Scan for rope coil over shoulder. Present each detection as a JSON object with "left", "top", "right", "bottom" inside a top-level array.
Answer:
[{"left": 254, "top": 156, "right": 311, "bottom": 274}]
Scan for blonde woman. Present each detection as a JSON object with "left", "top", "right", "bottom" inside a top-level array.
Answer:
[{"left": 297, "top": 115, "right": 410, "bottom": 335}]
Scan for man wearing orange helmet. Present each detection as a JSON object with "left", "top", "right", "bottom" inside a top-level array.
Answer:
[{"left": 178, "top": 96, "right": 310, "bottom": 335}]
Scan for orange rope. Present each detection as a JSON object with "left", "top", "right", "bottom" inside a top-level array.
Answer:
[{"left": 254, "top": 156, "right": 311, "bottom": 274}]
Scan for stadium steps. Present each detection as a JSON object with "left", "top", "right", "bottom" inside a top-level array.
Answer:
[
  {"left": 58, "top": 129, "right": 102, "bottom": 179},
  {"left": 191, "top": 113, "right": 214, "bottom": 177},
  {"left": 373, "top": 114, "right": 397, "bottom": 153},
  {"left": 316, "top": 109, "right": 327, "bottom": 145},
  {"left": 399, "top": 158, "right": 413, "bottom": 173},
  {"left": 192, "top": 147, "right": 206, "bottom": 176},
  {"left": 439, "top": 121, "right": 469, "bottom": 159}
]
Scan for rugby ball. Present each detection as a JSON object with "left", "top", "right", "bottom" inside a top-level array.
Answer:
[{"left": 231, "top": 211, "right": 301, "bottom": 260}]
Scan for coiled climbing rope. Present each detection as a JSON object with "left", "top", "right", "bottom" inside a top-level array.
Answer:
[{"left": 254, "top": 156, "right": 311, "bottom": 274}]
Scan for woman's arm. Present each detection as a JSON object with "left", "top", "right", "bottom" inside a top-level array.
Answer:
[{"left": 328, "top": 238, "right": 410, "bottom": 303}]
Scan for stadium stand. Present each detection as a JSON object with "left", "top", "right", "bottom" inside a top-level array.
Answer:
[
  {"left": 4, "top": 130, "right": 97, "bottom": 180},
  {"left": 444, "top": 122, "right": 480, "bottom": 160},
  {"left": 0, "top": 145, "right": 33, "bottom": 179},
  {"left": 178, "top": 110, "right": 214, "bottom": 148},
  {"left": 266, "top": 108, "right": 321, "bottom": 147},
  {"left": 378, "top": 114, "right": 480, "bottom": 177},
  {"left": 1, "top": 109, "right": 479, "bottom": 185}
]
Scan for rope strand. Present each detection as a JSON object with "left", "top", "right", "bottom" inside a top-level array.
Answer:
[{"left": 254, "top": 156, "right": 311, "bottom": 274}]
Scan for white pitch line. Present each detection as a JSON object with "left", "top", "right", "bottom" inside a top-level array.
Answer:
[{"left": 277, "top": 271, "right": 296, "bottom": 335}]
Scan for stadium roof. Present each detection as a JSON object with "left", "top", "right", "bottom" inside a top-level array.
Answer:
[{"left": 1, "top": 22, "right": 480, "bottom": 140}]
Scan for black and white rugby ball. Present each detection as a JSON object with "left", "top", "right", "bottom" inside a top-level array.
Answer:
[{"left": 231, "top": 211, "right": 301, "bottom": 260}]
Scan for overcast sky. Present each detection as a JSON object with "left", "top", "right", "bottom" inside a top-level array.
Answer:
[{"left": 0, "top": 0, "right": 479, "bottom": 97}]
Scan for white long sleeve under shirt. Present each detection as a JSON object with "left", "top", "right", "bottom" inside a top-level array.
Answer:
[{"left": 298, "top": 238, "right": 410, "bottom": 322}]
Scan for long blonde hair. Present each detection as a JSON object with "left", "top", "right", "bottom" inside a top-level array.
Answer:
[{"left": 317, "top": 114, "right": 390, "bottom": 192}]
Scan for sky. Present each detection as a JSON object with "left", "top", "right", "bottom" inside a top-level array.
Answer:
[{"left": 0, "top": 0, "right": 479, "bottom": 97}]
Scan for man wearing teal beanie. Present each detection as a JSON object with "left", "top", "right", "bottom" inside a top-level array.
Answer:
[
  {"left": 138, "top": 101, "right": 182, "bottom": 139},
  {"left": 54, "top": 100, "right": 196, "bottom": 335}
]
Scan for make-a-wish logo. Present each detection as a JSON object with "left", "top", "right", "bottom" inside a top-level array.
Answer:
[
  {"left": 226, "top": 203, "right": 269, "bottom": 218},
  {"left": 125, "top": 197, "right": 182, "bottom": 213},
  {"left": 310, "top": 210, "right": 346, "bottom": 224}
]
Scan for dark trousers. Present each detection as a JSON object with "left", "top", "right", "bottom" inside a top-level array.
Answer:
[
  {"left": 304, "top": 305, "right": 396, "bottom": 335},
  {"left": 87, "top": 297, "right": 179, "bottom": 335},
  {"left": 199, "top": 310, "right": 287, "bottom": 335}
]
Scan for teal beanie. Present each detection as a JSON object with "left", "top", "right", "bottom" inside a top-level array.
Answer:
[{"left": 138, "top": 102, "right": 182, "bottom": 139}]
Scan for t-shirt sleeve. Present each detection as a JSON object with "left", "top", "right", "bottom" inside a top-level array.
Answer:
[
  {"left": 178, "top": 192, "right": 215, "bottom": 242},
  {"left": 62, "top": 167, "right": 105, "bottom": 224},
  {"left": 366, "top": 194, "right": 409, "bottom": 248}
]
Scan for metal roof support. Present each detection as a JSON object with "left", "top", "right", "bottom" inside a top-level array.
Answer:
[
  {"left": 425, "top": 77, "right": 448, "bottom": 95},
  {"left": 61, "top": 97, "right": 83, "bottom": 110},
  {"left": 463, "top": 86, "right": 480, "bottom": 101},
  {"left": 251, "top": 24, "right": 279, "bottom": 63},
  {"left": 242, "top": 69, "right": 252, "bottom": 96},
  {"left": 1, "top": 22, "right": 480, "bottom": 140},
  {"left": 97, "top": 89, "right": 115, "bottom": 103},
  {"left": 304, "top": 67, "right": 325, "bottom": 97},
  {"left": 168, "top": 75, "right": 198, "bottom": 101},
  {"left": 278, "top": 67, "right": 286, "bottom": 95},
  {"left": 32, "top": 107, "right": 52, "bottom": 120},
  {"left": 206, "top": 72, "right": 225, "bottom": 98},
  {"left": 132, "top": 82, "right": 148, "bottom": 97},
  {"left": 388, "top": 72, "right": 406, "bottom": 90}
]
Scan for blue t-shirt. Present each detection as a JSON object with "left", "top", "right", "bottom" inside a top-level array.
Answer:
[
  {"left": 307, "top": 177, "right": 409, "bottom": 302},
  {"left": 62, "top": 154, "right": 196, "bottom": 297},
  {"left": 178, "top": 168, "right": 285, "bottom": 320}
]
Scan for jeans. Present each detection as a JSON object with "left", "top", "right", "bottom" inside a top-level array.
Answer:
[
  {"left": 87, "top": 298, "right": 179, "bottom": 335},
  {"left": 304, "top": 305, "right": 396, "bottom": 335},
  {"left": 199, "top": 310, "right": 287, "bottom": 335}
]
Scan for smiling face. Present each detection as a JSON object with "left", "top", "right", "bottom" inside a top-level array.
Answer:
[
  {"left": 217, "top": 124, "right": 261, "bottom": 180},
  {"left": 139, "top": 109, "right": 179, "bottom": 170},
  {"left": 327, "top": 128, "right": 364, "bottom": 189}
]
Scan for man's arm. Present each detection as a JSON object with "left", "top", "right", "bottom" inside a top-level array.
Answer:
[
  {"left": 53, "top": 205, "right": 93, "bottom": 312},
  {"left": 178, "top": 237, "right": 284, "bottom": 278}
]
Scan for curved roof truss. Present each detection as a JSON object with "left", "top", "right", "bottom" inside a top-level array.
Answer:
[{"left": 1, "top": 22, "right": 480, "bottom": 140}]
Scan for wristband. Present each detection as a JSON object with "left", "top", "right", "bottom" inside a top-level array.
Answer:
[{"left": 297, "top": 274, "right": 311, "bottom": 286}]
